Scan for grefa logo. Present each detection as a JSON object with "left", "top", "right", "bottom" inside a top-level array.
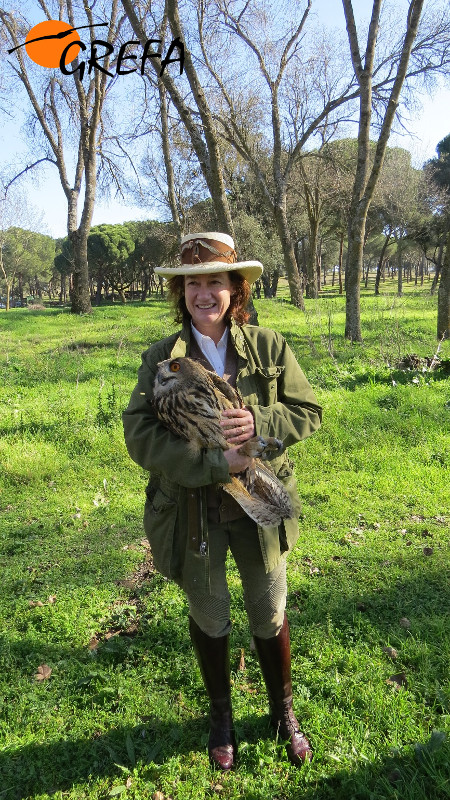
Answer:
[{"left": 8, "top": 19, "right": 184, "bottom": 78}]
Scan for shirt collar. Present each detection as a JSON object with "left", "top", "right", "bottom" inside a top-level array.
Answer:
[
  {"left": 190, "top": 322, "right": 228, "bottom": 350},
  {"left": 171, "top": 318, "right": 247, "bottom": 360}
]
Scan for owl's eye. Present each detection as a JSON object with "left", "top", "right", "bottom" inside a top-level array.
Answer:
[{"left": 170, "top": 361, "right": 181, "bottom": 372}]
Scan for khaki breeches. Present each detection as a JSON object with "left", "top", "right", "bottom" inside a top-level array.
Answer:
[{"left": 183, "top": 516, "right": 287, "bottom": 639}]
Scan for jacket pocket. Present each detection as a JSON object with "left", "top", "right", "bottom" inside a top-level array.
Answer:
[
  {"left": 254, "top": 365, "right": 285, "bottom": 405},
  {"left": 144, "top": 487, "right": 179, "bottom": 580},
  {"left": 277, "top": 462, "right": 302, "bottom": 553}
]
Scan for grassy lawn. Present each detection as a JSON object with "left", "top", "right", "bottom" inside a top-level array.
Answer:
[{"left": 0, "top": 280, "right": 448, "bottom": 800}]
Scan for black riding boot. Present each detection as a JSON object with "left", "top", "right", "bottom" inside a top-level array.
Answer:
[
  {"left": 253, "top": 613, "right": 312, "bottom": 766},
  {"left": 188, "top": 616, "right": 236, "bottom": 770}
]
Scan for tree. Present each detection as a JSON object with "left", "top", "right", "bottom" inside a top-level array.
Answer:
[
  {"left": 124, "top": 220, "right": 178, "bottom": 299},
  {"left": 342, "top": 0, "right": 450, "bottom": 340},
  {"left": 121, "top": 0, "right": 235, "bottom": 237},
  {"left": 427, "top": 135, "right": 450, "bottom": 338},
  {"left": 438, "top": 230, "right": 450, "bottom": 339},
  {"left": 0, "top": 179, "right": 47, "bottom": 310},
  {"left": 0, "top": 0, "right": 123, "bottom": 314},
  {"left": 2, "top": 227, "right": 55, "bottom": 306},
  {"left": 88, "top": 224, "right": 135, "bottom": 303}
]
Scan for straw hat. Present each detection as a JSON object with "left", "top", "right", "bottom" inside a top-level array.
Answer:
[{"left": 154, "top": 232, "right": 263, "bottom": 284}]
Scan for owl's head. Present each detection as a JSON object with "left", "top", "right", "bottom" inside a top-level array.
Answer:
[{"left": 153, "top": 357, "right": 210, "bottom": 398}]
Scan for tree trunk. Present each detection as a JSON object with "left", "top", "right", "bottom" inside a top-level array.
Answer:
[
  {"left": 375, "top": 233, "right": 391, "bottom": 295},
  {"left": 397, "top": 241, "right": 403, "bottom": 296},
  {"left": 431, "top": 241, "right": 444, "bottom": 294},
  {"left": 345, "top": 219, "right": 365, "bottom": 341},
  {"left": 70, "top": 229, "right": 92, "bottom": 313},
  {"left": 271, "top": 268, "right": 280, "bottom": 297},
  {"left": 158, "top": 77, "right": 183, "bottom": 243},
  {"left": 18, "top": 273, "right": 24, "bottom": 306},
  {"left": 338, "top": 231, "right": 344, "bottom": 295},
  {"left": 274, "top": 205, "right": 305, "bottom": 309},
  {"left": 308, "top": 217, "right": 321, "bottom": 298},
  {"left": 162, "top": 0, "right": 235, "bottom": 237},
  {"left": 437, "top": 231, "right": 450, "bottom": 340},
  {"left": 342, "top": 0, "right": 425, "bottom": 341}
]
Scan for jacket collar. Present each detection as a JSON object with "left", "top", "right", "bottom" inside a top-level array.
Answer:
[{"left": 170, "top": 318, "right": 248, "bottom": 361}]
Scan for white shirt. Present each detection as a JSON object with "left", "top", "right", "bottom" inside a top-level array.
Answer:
[{"left": 191, "top": 323, "right": 228, "bottom": 377}]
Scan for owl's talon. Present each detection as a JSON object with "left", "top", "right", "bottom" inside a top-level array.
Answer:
[{"left": 238, "top": 436, "right": 284, "bottom": 460}]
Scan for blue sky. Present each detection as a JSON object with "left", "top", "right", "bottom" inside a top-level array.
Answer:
[{"left": 1, "top": 0, "right": 449, "bottom": 238}]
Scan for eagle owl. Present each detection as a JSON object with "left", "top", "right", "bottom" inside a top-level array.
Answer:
[{"left": 152, "top": 357, "right": 294, "bottom": 526}]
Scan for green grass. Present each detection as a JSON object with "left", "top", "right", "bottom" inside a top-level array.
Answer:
[{"left": 0, "top": 281, "right": 449, "bottom": 800}]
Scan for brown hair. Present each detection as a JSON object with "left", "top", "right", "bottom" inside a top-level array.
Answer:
[{"left": 167, "top": 271, "right": 251, "bottom": 326}]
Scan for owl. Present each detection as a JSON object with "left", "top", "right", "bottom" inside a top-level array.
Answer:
[{"left": 152, "top": 357, "right": 294, "bottom": 526}]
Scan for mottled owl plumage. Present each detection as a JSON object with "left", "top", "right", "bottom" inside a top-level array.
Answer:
[{"left": 152, "top": 357, "right": 294, "bottom": 526}]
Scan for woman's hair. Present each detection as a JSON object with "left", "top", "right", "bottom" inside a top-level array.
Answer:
[{"left": 167, "top": 271, "right": 251, "bottom": 326}]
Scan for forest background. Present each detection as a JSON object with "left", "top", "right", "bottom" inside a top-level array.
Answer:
[
  {"left": 0, "top": 0, "right": 449, "bottom": 339},
  {"left": 0, "top": 1, "right": 449, "bottom": 799}
]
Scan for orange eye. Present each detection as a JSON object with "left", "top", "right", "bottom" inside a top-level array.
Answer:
[{"left": 170, "top": 361, "right": 181, "bottom": 372}]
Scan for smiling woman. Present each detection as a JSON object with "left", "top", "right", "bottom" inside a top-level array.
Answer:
[
  {"left": 122, "top": 231, "right": 322, "bottom": 771},
  {"left": 184, "top": 272, "right": 234, "bottom": 342}
]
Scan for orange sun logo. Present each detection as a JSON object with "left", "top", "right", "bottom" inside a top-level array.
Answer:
[{"left": 24, "top": 20, "right": 81, "bottom": 68}]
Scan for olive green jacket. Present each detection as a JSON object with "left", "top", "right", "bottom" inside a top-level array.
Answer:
[{"left": 122, "top": 320, "right": 322, "bottom": 590}]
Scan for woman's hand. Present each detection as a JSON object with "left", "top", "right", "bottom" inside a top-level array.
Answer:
[
  {"left": 220, "top": 407, "right": 255, "bottom": 445},
  {"left": 223, "top": 446, "right": 254, "bottom": 474}
]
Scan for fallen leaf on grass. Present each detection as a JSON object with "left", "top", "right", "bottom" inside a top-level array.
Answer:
[
  {"left": 399, "top": 617, "right": 411, "bottom": 629},
  {"left": 339, "top": 533, "right": 361, "bottom": 546},
  {"left": 29, "top": 600, "right": 44, "bottom": 607},
  {"left": 309, "top": 566, "right": 320, "bottom": 575},
  {"left": 386, "top": 672, "right": 407, "bottom": 690},
  {"left": 104, "top": 631, "right": 120, "bottom": 640},
  {"left": 152, "top": 793, "right": 165, "bottom": 800},
  {"left": 119, "top": 579, "right": 136, "bottom": 590},
  {"left": 48, "top": 595, "right": 56, "bottom": 604},
  {"left": 382, "top": 646, "right": 398, "bottom": 659},
  {"left": 35, "top": 664, "right": 52, "bottom": 681},
  {"left": 238, "top": 649, "right": 246, "bottom": 671},
  {"left": 109, "top": 786, "right": 127, "bottom": 797}
]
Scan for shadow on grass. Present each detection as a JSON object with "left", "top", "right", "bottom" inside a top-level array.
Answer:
[
  {"left": 0, "top": 717, "right": 447, "bottom": 800},
  {"left": 2, "top": 553, "right": 448, "bottom": 799}
]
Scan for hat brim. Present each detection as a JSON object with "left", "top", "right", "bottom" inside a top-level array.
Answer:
[{"left": 154, "top": 260, "right": 263, "bottom": 285}]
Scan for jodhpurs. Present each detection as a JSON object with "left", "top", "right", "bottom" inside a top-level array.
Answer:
[{"left": 183, "top": 516, "right": 287, "bottom": 639}]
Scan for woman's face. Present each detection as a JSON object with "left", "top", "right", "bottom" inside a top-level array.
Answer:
[{"left": 184, "top": 272, "right": 234, "bottom": 339}]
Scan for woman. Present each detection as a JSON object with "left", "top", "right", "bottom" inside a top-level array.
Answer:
[{"left": 122, "top": 232, "right": 322, "bottom": 770}]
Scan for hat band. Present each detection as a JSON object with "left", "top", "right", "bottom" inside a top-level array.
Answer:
[{"left": 181, "top": 238, "right": 237, "bottom": 266}]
